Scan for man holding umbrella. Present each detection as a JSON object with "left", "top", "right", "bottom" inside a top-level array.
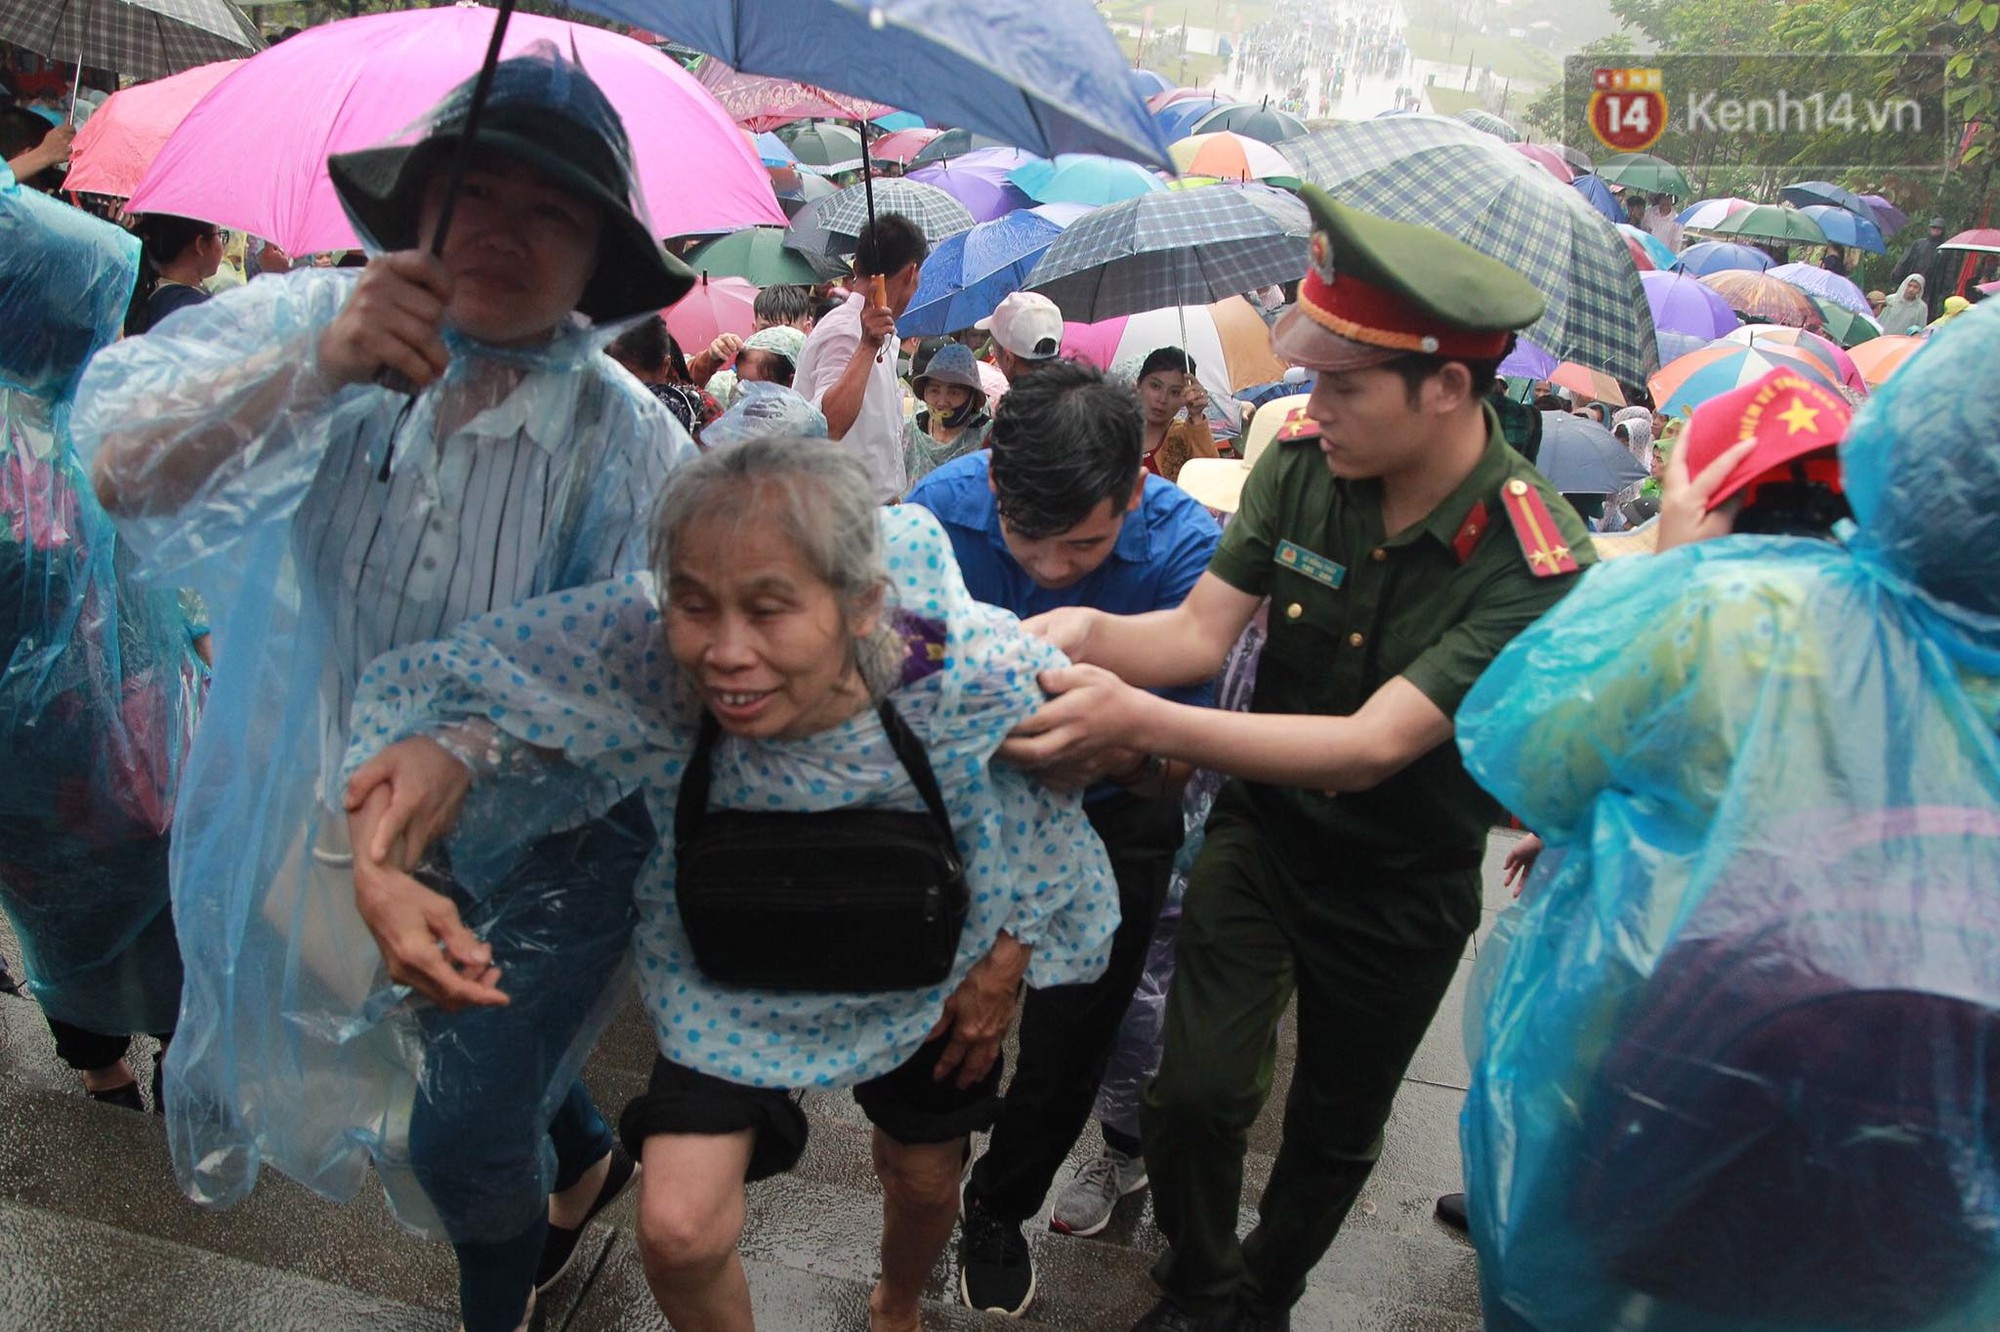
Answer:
[
  {"left": 999, "top": 189, "right": 1595, "bottom": 1331},
  {"left": 1892, "top": 217, "right": 1953, "bottom": 320}
]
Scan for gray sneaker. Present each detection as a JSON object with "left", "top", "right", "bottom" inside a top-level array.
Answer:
[{"left": 1050, "top": 1146, "right": 1149, "bottom": 1237}]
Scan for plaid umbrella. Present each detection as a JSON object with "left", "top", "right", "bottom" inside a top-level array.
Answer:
[
  {"left": 1457, "top": 108, "right": 1521, "bottom": 142},
  {"left": 1025, "top": 182, "right": 1309, "bottom": 322},
  {"left": 1280, "top": 116, "right": 1659, "bottom": 382},
  {"left": 811, "top": 176, "right": 977, "bottom": 246},
  {"left": 0, "top": 0, "right": 260, "bottom": 82}
]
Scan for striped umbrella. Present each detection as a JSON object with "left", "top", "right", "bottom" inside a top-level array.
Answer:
[
  {"left": 1651, "top": 343, "right": 1839, "bottom": 418},
  {"left": 1721, "top": 324, "right": 1865, "bottom": 394},
  {"left": 1618, "top": 223, "right": 1677, "bottom": 269},
  {"left": 1170, "top": 132, "right": 1299, "bottom": 185},
  {"left": 1701, "top": 270, "right": 1820, "bottom": 328},
  {"left": 1678, "top": 197, "right": 1755, "bottom": 230},
  {"left": 1280, "top": 116, "right": 1658, "bottom": 381},
  {"left": 1456, "top": 108, "right": 1521, "bottom": 141},
  {"left": 1026, "top": 182, "right": 1310, "bottom": 322},
  {"left": 1847, "top": 335, "right": 1924, "bottom": 388},
  {"left": 1550, "top": 362, "right": 1626, "bottom": 405}
]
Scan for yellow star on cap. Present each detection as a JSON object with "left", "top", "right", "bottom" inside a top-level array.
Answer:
[{"left": 1777, "top": 401, "right": 1821, "bottom": 434}]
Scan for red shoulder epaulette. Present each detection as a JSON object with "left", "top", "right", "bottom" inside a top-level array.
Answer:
[
  {"left": 1499, "top": 478, "right": 1580, "bottom": 577},
  {"left": 1450, "top": 500, "right": 1489, "bottom": 564}
]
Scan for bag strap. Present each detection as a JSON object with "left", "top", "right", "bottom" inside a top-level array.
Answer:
[{"left": 675, "top": 698, "right": 958, "bottom": 850}]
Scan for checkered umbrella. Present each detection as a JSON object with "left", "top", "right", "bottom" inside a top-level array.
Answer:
[
  {"left": 810, "top": 177, "right": 977, "bottom": 246},
  {"left": 0, "top": 0, "right": 260, "bottom": 83},
  {"left": 1024, "top": 182, "right": 1309, "bottom": 322},
  {"left": 1280, "top": 115, "right": 1660, "bottom": 382}
]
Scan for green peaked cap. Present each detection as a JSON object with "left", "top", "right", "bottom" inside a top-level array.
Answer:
[{"left": 1298, "top": 184, "right": 1547, "bottom": 333}]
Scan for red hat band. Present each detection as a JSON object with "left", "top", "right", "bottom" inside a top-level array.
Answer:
[{"left": 1296, "top": 265, "right": 1513, "bottom": 361}]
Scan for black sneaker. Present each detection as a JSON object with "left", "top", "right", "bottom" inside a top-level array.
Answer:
[
  {"left": 535, "top": 1144, "right": 638, "bottom": 1293},
  {"left": 87, "top": 1081, "right": 145, "bottom": 1112},
  {"left": 959, "top": 1199, "right": 1035, "bottom": 1316},
  {"left": 1131, "top": 1296, "right": 1216, "bottom": 1332},
  {"left": 1223, "top": 1303, "right": 1291, "bottom": 1332}
]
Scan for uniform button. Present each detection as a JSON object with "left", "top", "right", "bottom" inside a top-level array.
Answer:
[
  {"left": 1371, "top": 547, "right": 1387, "bottom": 562},
  {"left": 420, "top": 556, "right": 438, "bottom": 571},
  {"left": 1348, "top": 631, "right": 1365, "bottom": 648},
  {"left": 1286, "top": 602, "right": 1304, "bottom": 620}
]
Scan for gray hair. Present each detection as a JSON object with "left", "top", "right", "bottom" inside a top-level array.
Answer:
[{"left": 649, "top": 436, "right": 902, "bottom": 696}]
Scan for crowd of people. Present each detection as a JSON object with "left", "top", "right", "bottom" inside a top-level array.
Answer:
[{"left": 4, "top": 22, "right": 2000, "bottom": 1332}]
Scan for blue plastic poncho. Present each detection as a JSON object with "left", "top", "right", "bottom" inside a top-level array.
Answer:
[
  {"left": 1456, "top": 299, "right": 2000, "bottom": 1332},
  {"left": 0, "top": 165, "right": 204, "bottom": 1036},
  {"left": 344, "top": 504, "right": 1118, "bottom": 1090},
  {"left": 70, "top": 236, "right": 694, "bottom": 1235}
]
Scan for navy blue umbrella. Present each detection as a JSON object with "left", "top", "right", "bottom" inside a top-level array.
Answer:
[
  {"left": 1571, "top": 172, "right": 1623, "bottom": 224},
  {"left": 570, "top": 0, "right": 1170, "bottom": 169}
]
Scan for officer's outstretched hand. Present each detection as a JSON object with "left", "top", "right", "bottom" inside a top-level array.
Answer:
[
  {"left": 999, "top": 663, "right": 1145, "bottom": 772},
  {"left": 317, "top": 251, "right": 455, "bottom": 390}
]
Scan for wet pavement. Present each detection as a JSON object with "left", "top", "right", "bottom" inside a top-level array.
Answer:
[{"left": 0, "top": 831, "right": 1524, "bottom": 1330}]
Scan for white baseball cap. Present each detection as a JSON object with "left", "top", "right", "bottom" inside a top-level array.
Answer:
[{"left": 976, "top": 292, "right": 1064, "bottom": 360}]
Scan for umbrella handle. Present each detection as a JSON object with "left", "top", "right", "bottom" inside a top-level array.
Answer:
[{"left": 375, "top": 0, "right": 519, "bottom": 405}]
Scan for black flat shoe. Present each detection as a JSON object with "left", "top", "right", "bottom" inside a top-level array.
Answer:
[
  {"left": 1434, "top": 1191, "right": 1469, "bottom": 1233},
  {"left": 88, "top": 1081, "right": 145, "bottom": 1112},
  {"left": 534, "top": 1144, "right": 638, "bottom": 1293}
]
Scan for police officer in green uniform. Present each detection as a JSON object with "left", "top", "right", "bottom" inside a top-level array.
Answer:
[{"left": 1000, "top": 189, "right": 1596, "bottom": 1332}]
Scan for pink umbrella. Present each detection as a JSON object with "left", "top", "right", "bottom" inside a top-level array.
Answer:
[
  {"left": 129, "top": 6, "right": 783, "bottom": 256},
  {"left": 695, "top": 59, "right": 893, "bottom": 132},
  {"left": 66, "top": 59, "right": 241, "bottom": 197},
  {"left": 1507, "top": 142, "right": 1574, "bottom": 182},
  {"left": 664, "top": 275, "right": 758, "bottom": 352},
  {"left": 871, "top": 127, "right": 943, "bottom": 165}
]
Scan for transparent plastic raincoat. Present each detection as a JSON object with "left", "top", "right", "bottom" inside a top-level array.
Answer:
[
  {"left": 68, "top": 53, "right": 695, "bottom": 1240},
  {"left": 0, "top": 165, "right": 204, "bottom": 1037},
  {"left": 1456, "top": 299, "right": 2000, "bottom": 1332},
  {"left": 342, "top": 502, "right": 1119, "bottom": 1091}
]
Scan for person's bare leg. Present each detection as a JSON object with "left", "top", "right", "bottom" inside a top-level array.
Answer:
[
  {"left": 636, "top": 1130, "right": 757, "bottom": 1332},
  {"left": 549, "top": 1151, "right": 611, "bottom": 1229},
  {"left": 79, "top": 1058, "right": 136, "bottom": 1094},
  {"left": 869, "top": 1131, "right": 966, "bottom": 1332}
]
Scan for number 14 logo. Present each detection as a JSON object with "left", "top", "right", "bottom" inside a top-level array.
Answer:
[{"left": 1589, "top": 68, "right": 1667, "bottom": 152}]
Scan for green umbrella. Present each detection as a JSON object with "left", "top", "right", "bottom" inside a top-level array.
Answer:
[
  {"left": 684, "top": 226, "right": 821, "bottom": 286},
  {"left": 1594, "top": 152, "right": 1691, "bottom": 197},
  {"left": 1708, "top": 204, "right": 1828, "bottom": 246},
  {"left": 1807, "top": 293, "right": 1883, "bottom": 348}
]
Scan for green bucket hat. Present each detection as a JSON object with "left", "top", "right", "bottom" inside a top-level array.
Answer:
[{"left": 326, "top": 45, "right": 693, "bottom": 325}]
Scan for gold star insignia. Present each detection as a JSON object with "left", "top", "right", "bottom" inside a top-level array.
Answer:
[
  {"left": 1777, "top": 401, "right": 1821, "bottom": 434},
  {"left": 1529, "top": 548, "right": 1557, "bottom": 570}
]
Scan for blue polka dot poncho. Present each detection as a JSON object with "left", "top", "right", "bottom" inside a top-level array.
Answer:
[{"left": 348, "top": 504, "right": 1117, "bottom": 1089}]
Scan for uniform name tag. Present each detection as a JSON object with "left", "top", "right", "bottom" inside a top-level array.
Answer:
[{"left": 1275, "top": 540, "right": 1346, "bottom": 590}]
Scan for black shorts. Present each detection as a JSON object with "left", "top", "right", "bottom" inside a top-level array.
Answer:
[{"left": 618, "top": 1036, "right": 1005, "bottom": 1184}]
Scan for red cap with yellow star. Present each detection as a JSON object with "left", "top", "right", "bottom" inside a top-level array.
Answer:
[{"left": 1682, "top": 368, "right": 1852, "bottom": 511}]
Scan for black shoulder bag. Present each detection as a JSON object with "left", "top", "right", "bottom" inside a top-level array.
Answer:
[{"left": 673, "top": 699, "right": 970, "bottom": 992}]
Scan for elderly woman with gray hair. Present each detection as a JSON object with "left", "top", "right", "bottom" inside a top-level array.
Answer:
[{"left": 340, "top": 436, "right": 1118, "bottom": 1332}]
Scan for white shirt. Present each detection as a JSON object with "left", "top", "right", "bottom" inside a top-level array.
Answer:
[{"left": 796, "top": 291, "right": 906, "bottom": 503}]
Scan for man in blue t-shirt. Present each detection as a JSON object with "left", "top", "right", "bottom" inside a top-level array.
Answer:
[{"left": 909, "top": 359, "right": 1220, "bottom": 1317}]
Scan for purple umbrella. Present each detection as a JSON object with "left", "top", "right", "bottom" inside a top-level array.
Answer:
[
  {"left": 1860, "top": 193, "right": 1909, "bottom": 236},
  {"left": 1641, "top": 270, "right": 1740, "bottom": 339},
  {"left": 1768, "top": 261, "right": 1872, "bottom": 315},
  {"left": 907, "top": 145, "right": 1039, "bottom": 221},
  {"left": 1500, "top": 338, "right": 1559, "bottom": 380},
  {"left": 1672, "top": 241, "right": 1774, "bottom": 276}
]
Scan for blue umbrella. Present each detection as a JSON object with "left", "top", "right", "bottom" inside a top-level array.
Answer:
[
  {"left": 568, "top": 0, "right": 1171, "bottom": 168},
  {"left": 752, "top": 131, "right": 795, "bottom": 168},
  {"left": 873, "top": 110, "right": 924, "bottom": 132},
  {"left": 1617, "top": 223, "right": 1677, "bottom": 270},
  {"left": 900, "top": 205, "right": 1076, "bottom": 335},
  {"left": 1672, "top": 241, "right": 1775, "bottom": 276},
  {"left": 1011, "top": 153, "right": 1165, "bottom": 206},
  {"left": 1571, "top": 172, "right": 1623, "bottom": 224},
  {"left": 1779, "top": 179, "right": 1874, "bottom": 217},
  {"left": 1154, "top": 94, "right": 1230, "bottom": 143},
  {"left": 1797, "top": 204, "right": 1884, "bottom": 253},
  {"left": 1536, "top": 412, "right": 1649, "bottom": 494},
  {"left": 1130, "top": 67, "right": 1172, "bottom": 98}
]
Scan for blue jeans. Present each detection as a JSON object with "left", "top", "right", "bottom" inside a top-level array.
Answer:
[{"left": 409, "top": 793, "right": 649, "bottom": 1332}]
